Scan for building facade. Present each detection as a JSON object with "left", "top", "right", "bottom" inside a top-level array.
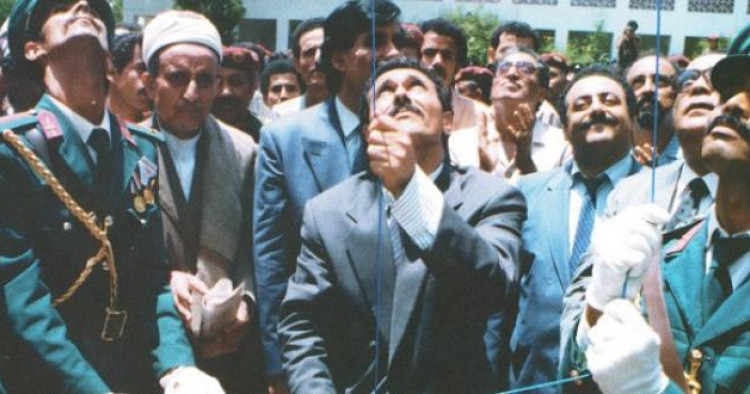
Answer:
[{"left": 123, "top": 0, "right": 748, "bottom": 59}]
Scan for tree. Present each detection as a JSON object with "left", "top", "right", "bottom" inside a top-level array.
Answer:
[
  {"left": 0, "top": 0, "right": 12, "bottom": 23},
  {"left": 442, "top": 7, "right": 500, "bottom": 66},
  {"left": 174, "top": 0, "right": 246, "bottom": 44},
  {"left": 111, "top": 0, "right": 123, "bottom": 23},
  {"left": 565, "top": 20, "right": 612, "bottom": 66}
]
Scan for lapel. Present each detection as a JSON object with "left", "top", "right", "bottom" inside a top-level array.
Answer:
[
  {"left": 36, "top": 95, "right": 95, "bottom": 187},
  {"left": 543, "top": 165, "right": 573, "bottom": 289},
  {"left": 695, "top": 254, "right": 750, "bottom": 347},
  {"left": 144, "top": 116, "right": 179, "bottom": 223},
  {"left": 663, "top": 222, "right": 708, "bottom": 337},
  {"left": 115, "top": 115, "right": 142, "bottom": 197},
  {"left": 301, "top": 98, "right": 352, "bottom": 192},
  {"left": 196, "top": 117, "right": 243, "bottom": 278},
  {"left": 388, "top": 165, "right": 460, "bottom": 367}
]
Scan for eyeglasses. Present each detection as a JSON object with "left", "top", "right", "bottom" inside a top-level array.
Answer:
[
  {"left": 676, "top": 68, "right": 713, "bottom": 92},
  {"left": 421, "top": 48, "right": 456, "bottom": 63},
  {"left": 496, "top": 60, "right": 537, "bottom": 76}
]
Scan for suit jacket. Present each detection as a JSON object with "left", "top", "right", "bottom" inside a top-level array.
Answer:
[
  {"left": 279, "top": 165, "right": 526, "bottom": 393},
  {"left": 254, "top": 97, "right": 359, "bottom": 375},
  {"left": 509, "top": 158, "right": 639, "bottom": 391},
  {"left": 146, "top": 115, "right": 257, "bottom": 292},
  {"left": 561, "top": 221, "right": 750, "bottom": 393},
  {"left": 0, "top": 95, "right": 194, "bottom": 393}
]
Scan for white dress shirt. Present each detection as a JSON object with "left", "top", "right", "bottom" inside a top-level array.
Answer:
[
  {"left": 49, "top": 96, "right": 111, "bottom": 164},
  {"left": 164, "top": 131, "right": 202, "bottom": 200}
]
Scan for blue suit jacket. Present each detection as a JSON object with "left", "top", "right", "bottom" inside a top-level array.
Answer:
[
  {"left": 253, "top": 97, "right": 357, "bottom": 375},
  {"left": 509, "top": 158, "right": 639, "bottom": 391}
]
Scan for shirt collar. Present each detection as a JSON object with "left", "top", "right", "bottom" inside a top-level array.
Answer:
[
  {"left": 570, "top": 154, "right": 632, "bottom": 185},
  {"left": 706, "top": 205, "right": 750, "bottom": 248},
  {"left": 429, "top": 163, "right": 444, "bottom": 182},
  {"left": 681, "top": 163, "right": 719, "bottom": 201},
  {"left": 48, "top": 95, "right": 111, "bottom": 145},
  {"left": 335, "top": 95, "right": 360, "bottom": 138}
]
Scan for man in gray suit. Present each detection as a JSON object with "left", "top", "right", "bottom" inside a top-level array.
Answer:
[
  {"left": 253, "top": 1, "right": 401, "bottom": 392},
  {"left": 141, "top": 11, "right": 262, "bottom": 393},
  {"left": 279, "top": 58, "right": 526, "bottom": 393}
]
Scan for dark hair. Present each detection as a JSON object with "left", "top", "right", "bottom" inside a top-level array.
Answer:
[
  {"left": 394, "top": 23, "right": 423, "bottom": 52},
  {"left": 490, "top": 21, "right": 541, "bottom": 52},
  {"left": 557, "top": 64, "right": 638, "bottom": 127},
  {"left": 321, "top": 0, "right": 401, "bottom": 94},
  {"left": 359, "top": 57, "right": 452, "bottom": 126},
  {"left": 259, "top": 58, "right": 304, "bottom": 97},
  {"left": 111, "top": 33, "right": 142, "bottom": 73},
  {"left": 292, "top": 17, "right": 325, "bottom": 59},
  {"left": 496, "top": 46, "right": 550, "bottom": 91},
  {"left": 419, "top": 18, "right": 468, "bottom": 67},
  {"left": 627, "top": 20, "right": 639, "bottom": 31}
]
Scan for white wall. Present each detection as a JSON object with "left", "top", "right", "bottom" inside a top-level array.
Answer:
[{"left": 124, "top": 0, "right": 750, "bottom": 56}]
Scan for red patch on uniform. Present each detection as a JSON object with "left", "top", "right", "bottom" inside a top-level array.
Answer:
[
  {"left": 119, "top": 122, "right": 136, "bottom": 147},
  {"left": 665, "top": 221, "right": 704, "bottom": 255},
  {"left": 37, "top": 110, "right": 63, "bottom": 140}
]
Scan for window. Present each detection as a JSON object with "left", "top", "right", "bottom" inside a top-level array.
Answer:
[
  {"left": 571, "top": 0, "right": 616, "bottom": 7},
  {"left": 637, "top": 34, "right": 671, "bottom": 55},
  {"left": 688, "top": 0, "right": 734, "bottom": 13},
  {"left": 238, "top": 18, "right": 277, "bottom": 52},
  {"left": 512, "top": 0, "right": 558, "bottom": 4},
  {"left": 629, "top": 0, "right": 675, "bottom": 10}
]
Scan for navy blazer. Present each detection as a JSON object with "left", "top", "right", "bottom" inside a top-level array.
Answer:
[
  {"left": 509, "top": 158, "right": 639, "bottom": 391},
  {"left": 253, "top": 97, "right": 357, "bottom": 375}
]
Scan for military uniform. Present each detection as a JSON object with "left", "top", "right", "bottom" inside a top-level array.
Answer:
[
  {"left": 562, "top": 219, "right": 750, "bottom": 393},
  {"left": 0, "top": 94, "right": 195, "bottom": 393}
]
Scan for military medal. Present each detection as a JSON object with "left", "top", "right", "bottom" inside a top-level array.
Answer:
[
  {"left": 143, "top": 187, "right": 154, "bottom": 205},
  {"left": 133, "top": 195, "right": 146, "bottom": 213}
]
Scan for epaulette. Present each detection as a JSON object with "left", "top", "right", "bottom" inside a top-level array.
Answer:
[
  {"left": 664, "top": 219, "right": 705, "bottom": 257},
  {"left": 126, "top": 123, "right": 165, "bottom": 143},
  {"left": 0, "top": 111, "right": 39, "bottom": 137}
]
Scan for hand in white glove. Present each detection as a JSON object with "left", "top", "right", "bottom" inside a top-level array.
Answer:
[
  {"left": 160, "top": 366, "right": 225, "bottom": 394},
  {"left": 585, "top": 204, "right": 669, "bottom": 311},
  {"left": 586, "top": 299, "right": 669, "bottom": 394}
]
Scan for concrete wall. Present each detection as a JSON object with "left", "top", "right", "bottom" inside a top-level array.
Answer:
[{"left": 123, "top": 0, "right": 749, "bottom": 57}]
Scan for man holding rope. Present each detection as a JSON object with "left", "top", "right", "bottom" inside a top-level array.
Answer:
[{"left": 0, "top": 0, "right": 220, "bottom": 392}]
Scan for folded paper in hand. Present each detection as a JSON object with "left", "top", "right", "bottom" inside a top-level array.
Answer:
[{"left": 189, "top": 278, "right": 245, "bottom": 338}]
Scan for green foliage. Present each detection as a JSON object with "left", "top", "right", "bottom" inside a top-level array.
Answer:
[
  {"left": 0, "top": 0, "right": 13, "bottom": 22},
  {"left": 441, "top": 7, "right": 500, "bottom": 66},
  {"left": 111, "top": 0, "right": 123, "bottom": 23},
  {"left": 566, "top": 20, "right": 613, "bottom": 66},
  {"left": 174, "top": 0, "right": 246, "bottom": 44}
]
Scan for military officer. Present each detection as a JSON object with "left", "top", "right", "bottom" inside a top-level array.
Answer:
[
  {"left": 561, "top": 24, "right": 750, "bottom": 394},
  {"left": 0, "top": 0, "right": 222, "bottom": 392}
]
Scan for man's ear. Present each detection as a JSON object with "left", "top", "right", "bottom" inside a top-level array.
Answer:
[
  {"left": 104, "top": 53, "right": 116, "bottom": 85},
  {"left": 486, "top": 46, "right": 495, "bottom": 64},
  {"left": 442, "top": 110, "right": 454, "bottom": 135},
  {"left": 331, "top": 50, "right": 347, "bottom": 74},
  {"left": 24, "top": 40, "right": 47, "bottom": 62}
]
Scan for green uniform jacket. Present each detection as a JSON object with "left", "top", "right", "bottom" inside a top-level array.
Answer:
[
  {"left": 562, "top": 220, "right": 750, "bottom": 393},
  {"left": 0, "top": 95, "right": 195, "bottom": 393}
]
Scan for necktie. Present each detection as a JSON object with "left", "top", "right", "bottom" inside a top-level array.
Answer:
[
  {"left": 665, "top": 178, "right": 709, "bottom": 231},
  {"left": 568, "top": 175, "right": 607, "bottom": 280},
  {"left": 702, "top": 235, "right": 749, "bottom": 322},
  {"left": 87, "top": 128, "right": 112, "bottom": 195}
]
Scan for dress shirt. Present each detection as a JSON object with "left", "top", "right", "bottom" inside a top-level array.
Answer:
[
  {"left": 493, "top": 120, "right": 570, "bottom": 184},
  {"left": 705, "top": 207, "right": 750, "bottom": 290},
  {"left": 655, "top": 134, "right": 683, "bottom": 167},
  {"left": 163, "top": 130, "right": 202, "bottom": 200},
  {"left": 334, "top": 96, "right": 362, "bottom": 171},
  {"left": 568, "top": 155, "right": 633, "bottom": 253},
  {"left": 49, "top": 96, "right": 111, "bottom": 164},
  {"left": 384, "top": 164, "right": 445, "bottom": 251},
  {"left": 671, "top": 164, "right": 717, "bottom": 216}
]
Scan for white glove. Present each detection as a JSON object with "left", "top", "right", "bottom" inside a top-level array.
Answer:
[
  {"left": 586, "top": 299, "right": 669, "bottom": 394},
  {"left": 160, "top": 366, "right": 225, "bottom": 394},
  {"left": 585, "top": 204, "right": 669, "bottom": 311}
]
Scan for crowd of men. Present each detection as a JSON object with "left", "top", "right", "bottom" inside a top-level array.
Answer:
[{"left": 0, "top": 0, "right": 748, "bottom": 393}]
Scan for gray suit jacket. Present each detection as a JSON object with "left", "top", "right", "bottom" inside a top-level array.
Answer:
[
  {"left": 147, "top": 116, "right": 257, "bottom": 292},
  {"left": 279, "top": 165, "right": 526, "bottom": 393}
]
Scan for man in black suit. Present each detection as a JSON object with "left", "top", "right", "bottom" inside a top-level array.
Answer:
[{"left": 278, "top": 58, "right": 526, "bottom": 393}]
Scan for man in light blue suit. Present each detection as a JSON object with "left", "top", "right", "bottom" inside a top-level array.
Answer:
[
  {"left": 253, "top": 1, "right": 401, "bottom": 392},
  {"left": 509, "top": 65, "right": 641, "bottom": 391}
]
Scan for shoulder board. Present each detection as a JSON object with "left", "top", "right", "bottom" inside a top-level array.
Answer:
[
  {"left": 664, "top": 219, "right": 705, "bottom": 256},
  {"left": 0, "top": 111, "right": 39, "bottom": 135},
  {"left": 126, "top": 123, "right": 165, "bottom": 143}
]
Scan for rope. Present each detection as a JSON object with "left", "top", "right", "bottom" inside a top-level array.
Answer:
[{"left": 1, "top": 129, "right": 119, "bottom": 311}]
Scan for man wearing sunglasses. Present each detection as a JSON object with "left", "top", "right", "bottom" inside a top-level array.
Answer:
[
  {"left": 601, "top": 53, "right": 725, "bottom": 231},
  {"left": 625, "top": 54, "right": 679, "bottom": 167},
  {"left": 483, "top": 46, "right": 569, "bottom": 183}
]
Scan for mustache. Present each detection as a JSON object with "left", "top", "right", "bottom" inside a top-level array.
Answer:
[
  {"left": 707, "top": 114, "right": 750, "bottom": 140},
  {"left": 575, "top": 111, "right": 619, "bottom": 133},
  {"left": 387, "top": 100, "right": 421, "bottom": 118}
]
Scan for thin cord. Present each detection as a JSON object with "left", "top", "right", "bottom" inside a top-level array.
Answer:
[
  {"left": 497, "top": 373, "right": 591, "bottom": 393},
  {"left": 650, "top": 0, "right": 663, "bottom": 204}
]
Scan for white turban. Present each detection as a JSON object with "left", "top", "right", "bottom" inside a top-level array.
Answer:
[{"left": 142, "top": 10, "right": 222, "bottom": 67}]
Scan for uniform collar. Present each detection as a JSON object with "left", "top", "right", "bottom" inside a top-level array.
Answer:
[{"left": 47, "top": 95, "right": 111, "bottom": 145}]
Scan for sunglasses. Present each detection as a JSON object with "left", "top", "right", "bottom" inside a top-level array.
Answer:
[
  {"left": 676, "top": 68, "right": 713, "bottom": 92},
  {"left": 496, "top": 60, "right": 537, "bottom": 76}
]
